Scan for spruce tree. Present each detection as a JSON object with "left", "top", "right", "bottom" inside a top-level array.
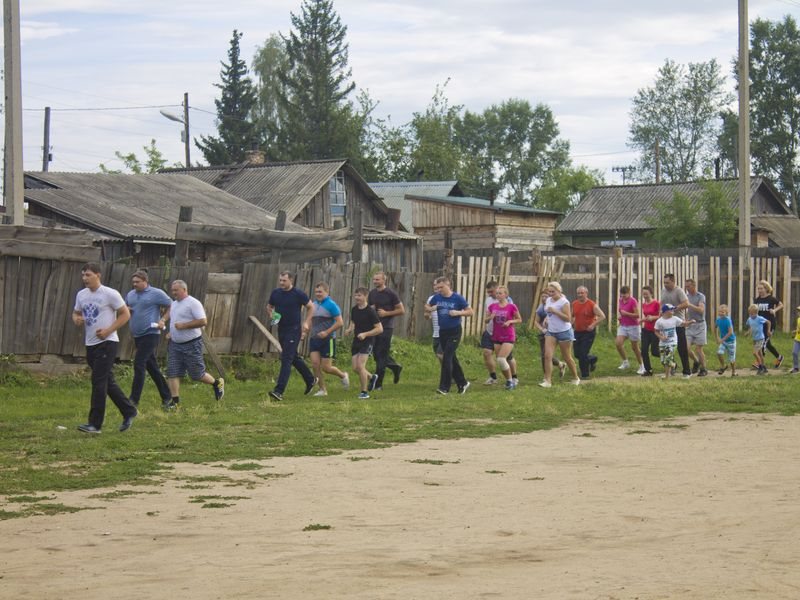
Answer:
[{"left": 197, "top": 30, "right": 259, "bottom": 165}]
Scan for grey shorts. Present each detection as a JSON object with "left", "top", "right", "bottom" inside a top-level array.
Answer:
[
  {"left": 167, "top": 337, "right": 207, "bottom": 380},
  {"left": 616, "top": 325, "right": 641, "bottom": 342},
  {"left": 686, "top": 323, "right": 707, "bottom": 346}
]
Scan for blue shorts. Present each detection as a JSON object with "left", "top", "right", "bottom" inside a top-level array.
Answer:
[
  {"left": 717, "top": 340, "right": 736, "bottom": 362},
  {"left": 433, "top": 338, "right": 443, "bottom": 355},
  {"left": 167, "top": 337, "right": 207, "bottom": 380},
  {"left": 546, "top": 329, "right": 575, "bottom": 343},
  {"left": 309, "top": 336, "right": 336, "bottom": 359}
]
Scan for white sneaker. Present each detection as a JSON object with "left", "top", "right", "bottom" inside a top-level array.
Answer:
[
  {"left": 341, "top": 374, "right": 350, "bottom": 389},
  {"left": 538, "top": 381, "right": 552, "bottom": 388},
  {"left": 571, "top": 378, "right": 581, "bottom": 385},
  {"left": 618, "top": 360, "right": 630, "bottom": 370},
  {"left": 636, "top": 364, "right": 646, "bottom": 375},
  {"left": 484, "top": 377, "right": 498, "bottom": 385},
  {"left": 512, "top": 377, "right": 519, "bottom": 386},
  {"left": 313, "top": 389, "right": 328, "bottom": 397},
  {"left": 558, "top": 362, "right": 567, "bottom": 379}
]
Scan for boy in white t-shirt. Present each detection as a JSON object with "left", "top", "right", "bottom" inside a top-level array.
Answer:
[{"left": 655, "top": 304, "right": 694, "bottom": 379}]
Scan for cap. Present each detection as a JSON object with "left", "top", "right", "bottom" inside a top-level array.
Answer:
[{"left": 661, "top": 303, "right": 675, "bottom": 313}]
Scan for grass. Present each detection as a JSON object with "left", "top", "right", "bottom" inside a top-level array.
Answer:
[{"left": 0, "top": 332, "right": 797, "bottom": 499}]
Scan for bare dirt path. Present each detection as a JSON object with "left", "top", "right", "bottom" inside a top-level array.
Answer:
[{"left": 2, "top": 414, "right": 799, "bottom": 599}]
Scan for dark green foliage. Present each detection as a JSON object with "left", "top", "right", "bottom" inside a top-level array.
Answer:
[{"left": 196, "top": 30, "right": 259, "bottom": 166}]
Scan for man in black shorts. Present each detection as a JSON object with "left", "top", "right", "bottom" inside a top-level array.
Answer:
[
  {"left": 368, "top": 272, "right": 405, "bottom": 389},
  {"left": 344, "top": 287, "right": 383, "bottom": 399}
]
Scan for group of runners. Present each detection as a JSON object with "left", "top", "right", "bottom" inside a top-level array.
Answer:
[{"left": 73, "top": 263, "right": 800, "bottom": 433}]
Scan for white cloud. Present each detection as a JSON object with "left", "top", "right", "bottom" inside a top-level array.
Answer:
[{"left": 21, "top": 20, "right": 78, "bottom": 41}]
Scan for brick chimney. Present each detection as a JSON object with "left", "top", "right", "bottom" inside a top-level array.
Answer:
[{"left": 245, "top": 149, "right": 266, "bottom": 165}]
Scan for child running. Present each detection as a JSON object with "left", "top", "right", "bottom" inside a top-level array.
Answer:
[
  {"left": 343, "top": 287, "right": 383, "bottom": 399},
  {"left": 655, "top": 304, "right": 694, "bottom": 379},
  {"left": 744, "top": 303, "right": 771, "bottom": 375},
  {"left": 485, "top": 285, "right": 522, "bottom": 390},
  {"left": 714, "top": 304, "right": 737, "bottom": 376}
]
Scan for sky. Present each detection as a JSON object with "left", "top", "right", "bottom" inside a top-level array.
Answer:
[{"left": 7, "top": 0, "right": 799, "bottom": 185}]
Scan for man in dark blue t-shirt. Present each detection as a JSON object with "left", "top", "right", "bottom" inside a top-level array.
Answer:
[
  {"left": 266, "top": 271, "right": 316, "bottom": 401},
  {"left": 425, "top": 276, "right": 474, "bottom": 395}
]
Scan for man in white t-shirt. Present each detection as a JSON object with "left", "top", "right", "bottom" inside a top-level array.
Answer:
[
  {"left": 72, "top": 263, "right": 138, "bottom": 434},
  {"left": 164, "top": 280, "right": 224, "bottom": 409}
]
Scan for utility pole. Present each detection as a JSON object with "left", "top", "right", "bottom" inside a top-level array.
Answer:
[
  {"left": 42, "top": 107, "right": 52, "bottom": 172},
  {"left": 611, "top": 165, "right": 635, "bottom": 185},
  {"left": 3, "top": 0, "right": 25, "bottom": 225},
  {"left": 738, "top": 0, "right": 751, "bottom": 250},
  {"left": 654, "top": 140, "right": 661, "bottom": 184},
  {"left": 183, "top": 92, "right": 190, "bottom": 168}
]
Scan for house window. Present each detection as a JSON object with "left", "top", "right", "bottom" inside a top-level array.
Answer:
[{"left": 330, "top": 171, "right": 347, "bottom": 223}]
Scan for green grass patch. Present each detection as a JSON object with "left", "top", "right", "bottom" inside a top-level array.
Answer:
[
  {"left": 201, "top": 502, "right": 234, "bottom": 509},
  {"left": 7, "top": 494, "right": 56, "bottom": 503},
  {"left": 303, "top": 523, "right": 332, "bottom": 531},
  {"left": 227, "top": 462, "right": 264, "bottom": 471},
  {"left": 88, "top": 489, "right": 159, "bottom": 501},
  {"left": 407, "top": 459, "right": 461, "bottom": 466},
  {"left": 0, "top": 333, "right": 797, "bottom": 497}
]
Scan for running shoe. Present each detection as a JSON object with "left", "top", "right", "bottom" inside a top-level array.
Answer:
[
  {"left": 775, "top": 355, "right": 784, "bottom": 368},
  {"left": 358, "top": 391, "right": 370, "bottom": 399},
  {"left": 618, "top": 360, "right": 630, "bottom": 370},
  {"left": 538, "top": 381, "right": 552, "bottom": 388},
  {"left": 483, "top": 377, "right": 498, "bottom": 385},
  {"left": 341, "top": 374, "right": 350, "bottom": 389},
  {"left": 636, "top": 364, "right": 646, "bottom": 375},
  {"left": 717, "top": 366, "right": 728, "bottom": 375},
  {"left": 313, "top": 389, "right": 328, "bottom": 397},
  {"left": 213, "top": 377, "right": 225, "bottom": 400}
]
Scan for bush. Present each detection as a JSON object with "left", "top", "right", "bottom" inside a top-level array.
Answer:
[{"left": 0, "top": 354, "right": 33, "bottom": 386}]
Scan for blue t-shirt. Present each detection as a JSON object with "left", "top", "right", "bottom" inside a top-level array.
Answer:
[
  {"left": 268, "top": 287, "right": 310, "bottom": 330},
  {"left": 311, "top": 296, "right": 341, "bottom": 338},
  {"left": 429, "top": 292, "right": 469, "bottom": 331},
  {"left": 715, "top": 316, "right": 736, "bottom": 342},
  {"left": 126, "top": 285, "right": 172, "bottom": 337},
  {"left": 746, "top": 315, "right": 768, "bottom": 341}
]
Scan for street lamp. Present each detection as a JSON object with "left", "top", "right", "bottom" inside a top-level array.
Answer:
[{"left": 160, "top": 92, "right": 190, "bottom": 167}]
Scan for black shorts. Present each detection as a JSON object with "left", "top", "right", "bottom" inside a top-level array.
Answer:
[
  {"left": 432, "top": 337, "right": 443, "bottom": 355},
  {"left": 351, "top": 338, "right": 374, "bottom": 356},
  {"left": 482, "top": 331, "right": 513, "bottom": 359}
]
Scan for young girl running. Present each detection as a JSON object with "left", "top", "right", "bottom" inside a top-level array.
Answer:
[{"left": 485, "top": 286, "right": 522, "bottom": 390}]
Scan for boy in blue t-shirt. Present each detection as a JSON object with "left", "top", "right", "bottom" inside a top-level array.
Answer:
[
  {"left": 744, "top": 303, "right": 771, "bottom": 375},
  {"left": 714, "top": 304, "right": 737, "bottom": 376}
]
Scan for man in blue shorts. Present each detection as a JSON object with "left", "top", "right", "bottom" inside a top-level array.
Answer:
[{"left": 267, "top": 271, "right": 316, "bottom": 401}]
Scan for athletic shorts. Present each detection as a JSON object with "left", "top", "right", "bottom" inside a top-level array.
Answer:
[
  {"left": 717, "top": 340, "right": 736, "bottom": 362},
  {"left": 686, "top": 324, "right": 707, "bottom": 346},
  {"left": 659, "top": 345, "right": 677, "bottom": 366},
  {"left": 167, "top": 337, "right": 206, "bottom": 380},
  {"left": 753, "top": 339, "right": 766, "bottom": 352},
  {"left": 546, "top": 329, "right": 575, "bottom": 343},
  {"left": 480, "top": 331, "right": 494, "bottom": 350},
  {"left": 351, "top": 338, "right": 374, "bottom": 356},
  {"left": 432, "top": 338, "right": 443, "bottom": 355},
  {"left": 309, "top": 336, "right": 336, "bottom": 359},
  {"left": 616, "top": 325, "right": 641, "bottom": 342}
]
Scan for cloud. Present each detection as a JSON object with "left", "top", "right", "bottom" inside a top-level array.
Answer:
[{"left": 21, "top": 20, "right": 78, "bottom": 41}]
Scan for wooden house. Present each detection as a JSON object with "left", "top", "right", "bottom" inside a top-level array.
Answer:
[
  {"left": 163, "top": 158, "right": 421, "bottom": 270},
  {"left": 409, "top": 193, "right": 561, "bottom": 252},
  {"left": 369, "top": 180, "right": 464, "bottom": 232},
  {"left": 23, "top": 171, "right": 308, "bottom": 269},
  {"left": 557, "top": 177, "right": 800, "bottom": 248}
]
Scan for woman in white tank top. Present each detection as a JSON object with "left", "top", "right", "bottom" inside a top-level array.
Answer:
[{"left": 541, "top": 281, "right": 580, "bottom": 388}]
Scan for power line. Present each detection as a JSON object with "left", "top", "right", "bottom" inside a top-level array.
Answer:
[{"left": 23, "top": 104, "right": 181, "bottom": 112}]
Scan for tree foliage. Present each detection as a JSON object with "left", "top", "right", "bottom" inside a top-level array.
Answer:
[
  {"left": 196, "top": 30, "right": 259, "bottom": 166},
  {"left": 747, "top": 15, "right": 800, "bottom": 215},
  {"left": 629, "top": 59, "right": 732, "bottom": 183},
  {"left": 274, "top": 0, "right": 366, "bottom": 162},
  {"left": 536, "top": 166, "right": 604, "bottom": 214},
  {"left": 646, "top": 181, "right": 736, "bottom": 248},
  {"left": 99, "top": 139, "right": 171, "bottom": 174},
  {"left": 252, "top": 34, "right": 290, "bottom": 157}
]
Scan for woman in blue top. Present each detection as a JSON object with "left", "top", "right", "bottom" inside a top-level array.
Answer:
[{"left": 425, "top": 276, "right": 474, "bottom": 395}]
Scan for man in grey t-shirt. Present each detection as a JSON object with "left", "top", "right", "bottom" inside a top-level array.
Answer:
[
  {"left": 685, "top": 278, "right": 708, "bottom": 376},
  {"left": 660, "top": 274, "right": 691, "bottom": 378}
]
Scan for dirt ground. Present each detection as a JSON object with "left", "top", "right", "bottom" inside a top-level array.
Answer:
[{"left": 2, "top": 413, "right": 799, "bottom": 600}]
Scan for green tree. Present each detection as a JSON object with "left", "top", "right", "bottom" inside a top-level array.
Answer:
[
  {"left": 747, "top": 16, "right": 800, "bottom": 215},
  {"left": 196, "top": 30, "right": 259, "bottom": 166},
  {"left": 275, "top": 0, "right": 362, "bottom": 161},
  {"left": 629, "top": 59, "right": 732, "bottom": 183},
  {"left": 99, "top": 139, "right": 171, "bottom": 174},
  {"left": 716, "top": 109, "right": 739, "bottom": 178},
  {"left": 646, "top": 181, "right": 736, "bottom": 248},
  {"left": 252, "top": 34, "right": 290, "bottom": 158},
  {"left": 536, "top": 166, "right": 604, "bottom": 214}
]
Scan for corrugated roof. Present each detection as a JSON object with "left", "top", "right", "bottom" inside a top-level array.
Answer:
[
  {"left": 557, "top": 177, "right": 788, "bottom": 233},
  {"left": 368, "top": 181, "right": 462, "bottom": 231},
  {"left": 24, "top": 172, "right": 306, "bottom": 241},
  {"left": 163, "top": 159, "right": 393, "bottom": 224},
  {"left": 751, "top": 215, "right": 800, "bottom": 248},
  {"left": 407, "top": 194, "right": 562, "bottom": 215}
]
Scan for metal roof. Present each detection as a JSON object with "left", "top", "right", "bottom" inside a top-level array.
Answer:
[
  {"left": 407, "top": 194, "right": 562, "bottom": 216},
  {"left": 557, "top": 177, "right": 789, "bottom": 233},
  {"left": 163, "top": 159, "right": 392, "bottom": 224},
  {"left": 24, "top": 172, "right": 306, "bottom": 241},
  {"left": 368, "top": 181, "right": 462, "bottom": 231},
  {"left": 751, "top": 215, "right": 800, "bottom": 247}
]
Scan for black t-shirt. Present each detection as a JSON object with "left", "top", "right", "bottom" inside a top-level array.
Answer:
[
  {"left": 350, "top": 305, "right": 380, "bottom": 335},
  {"left": 368, "top": 287, "right": 401, "bottom": 329},
  {"left": 754, "top": 295, "right": 779, "bottom": 327},
  {"left": 268, "top": 287, "right": 310, "bottom": 329}
]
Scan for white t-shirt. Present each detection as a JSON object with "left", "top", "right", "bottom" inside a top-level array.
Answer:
[
  {"left": 655, "top": 316, "right": 684, "bottom": 348},
  {"left": 74, "top": 285, "right": 126, "bottom": 346},
  {"left": 545, "top": 296, "right": 572, "bottom": 333},
  {"left": 427, "top": 294, "right": 440, "bottom": 338},
  {"left": 169, "top": 295, "right": 207, "bottom": 343},
  {"left": 484, "top": 294, "right": 514, "bottom": 335}
]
